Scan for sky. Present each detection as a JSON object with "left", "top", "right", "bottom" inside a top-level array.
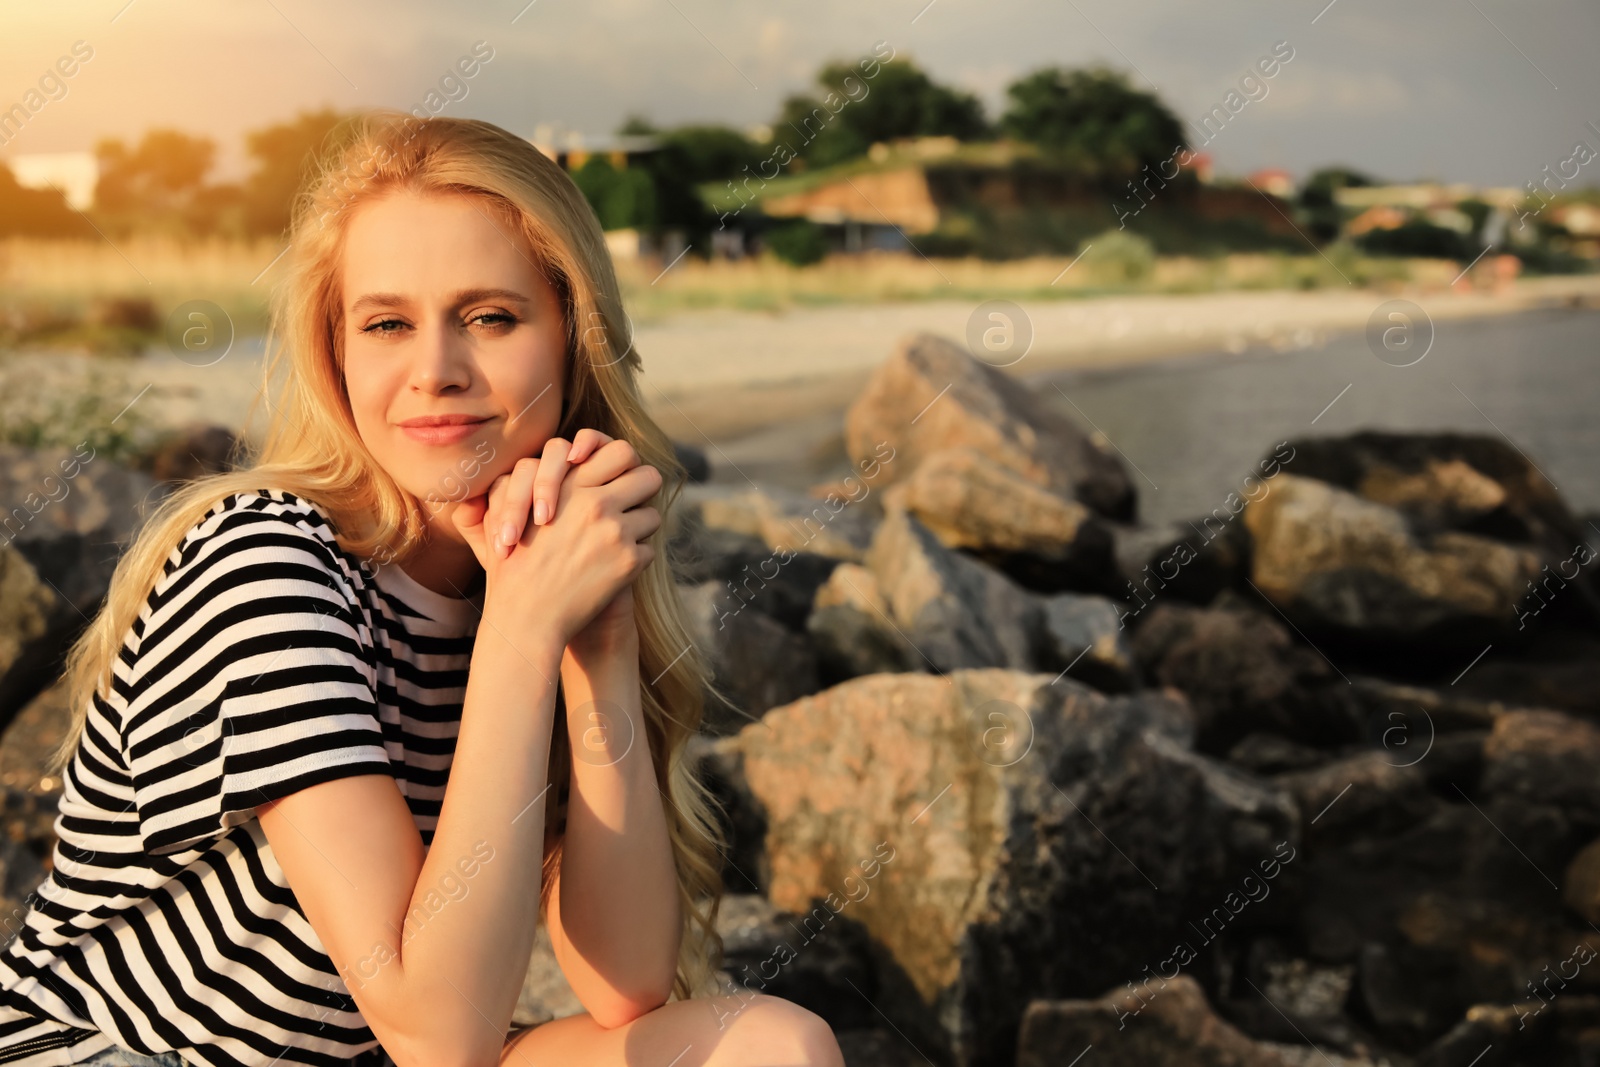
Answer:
[{"left": 2, "top": 0, "right": 1597, "bottom": 191}]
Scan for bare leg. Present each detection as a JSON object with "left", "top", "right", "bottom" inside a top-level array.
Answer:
[{"left": 499, "top": 992, "right": 845, "bottom": 1067}]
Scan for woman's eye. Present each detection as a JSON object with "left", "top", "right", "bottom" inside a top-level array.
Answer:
[
  {"left": 362, "top": 319, "right": 405, "bottom": 335},
  {"left": 470, "top": 312, "right": 517, "bottom": 329}
]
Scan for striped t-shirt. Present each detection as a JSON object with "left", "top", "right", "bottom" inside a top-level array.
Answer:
[{"left": 0, "top": 488, "right": 490, "bottom": 1066}]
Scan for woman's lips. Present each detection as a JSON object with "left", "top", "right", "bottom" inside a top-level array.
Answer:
[{"left": 400, "top": 419, "right": 490, "bottom": 445}]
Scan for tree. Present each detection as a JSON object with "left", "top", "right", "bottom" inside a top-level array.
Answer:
[
  {"left": 0, "top": 163, "right": 84, "bottom": 237},
  {"left": 241, "top": 107, "right": 353, "bottom": 236},
  {"left": 92, "top": 128, "right": 217, "bottom": 232},
  {"left": 775, "top": 58, "right": 988, "bottom": 169},
  {"left": 654, "top": 124, "right": 764, "bottom": 185},
  {"left": 571, "top": 156, "right": 656, "bottom": 231},
  {"left": 1000, "top": 67, "right": 1185, "bottom": 181},
  {"left": 1298, "top": 166, "right": 1374, "bottom": 242}
]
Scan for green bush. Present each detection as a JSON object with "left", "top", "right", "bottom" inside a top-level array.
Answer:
[
  {"left": 765, "top": 220, "right": 829, "bottom": 266},
  {"left": 1082, "top": 227, "right": 1155, "bottom": 282}
]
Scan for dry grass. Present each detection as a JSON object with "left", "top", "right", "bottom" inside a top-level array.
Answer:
[
  {"left": 614, "top": 248, "right": 1439, "bottom": 318},
  {"left": 0, "top": 236, "right": 1450, "bottom": 340}
]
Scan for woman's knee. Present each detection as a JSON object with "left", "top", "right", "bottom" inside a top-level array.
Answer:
[{"left": 725, "top": 993, "right": 843, "bottom": 1067}]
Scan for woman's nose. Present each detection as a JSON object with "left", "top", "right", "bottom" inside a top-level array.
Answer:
[{"left": 409, "top": 319, "right": 472, "bottom": 392}]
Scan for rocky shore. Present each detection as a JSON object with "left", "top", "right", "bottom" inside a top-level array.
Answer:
[{"left": 2, "top": 331, "right": 1598, "bottom": 1065}]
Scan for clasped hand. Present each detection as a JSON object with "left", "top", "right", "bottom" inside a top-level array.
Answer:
[{"left": 451, "top": 429, "right": 663, "bottom": 654}]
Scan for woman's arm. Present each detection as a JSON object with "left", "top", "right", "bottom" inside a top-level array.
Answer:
[
  {"left": 546, "top": 621, "right": 683, "bottom": 1028},
  {"left": 259, "top": 622, "right": 565, "bottom": 1067}
]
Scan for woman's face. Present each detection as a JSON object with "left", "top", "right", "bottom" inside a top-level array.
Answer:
[{"left": 340, "top": 188, "right": 565, "bottom": 535}]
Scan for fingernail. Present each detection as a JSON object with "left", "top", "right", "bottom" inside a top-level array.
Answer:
[
  {"left": 534, "top": 500, "right": 549, "bottom": 526},
  {"left": 500, "top": 521, "right": 517, "bottom": 547}
]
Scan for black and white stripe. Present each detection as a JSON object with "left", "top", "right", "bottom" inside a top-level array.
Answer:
[{"left": 0, "top": 489, "right": 482, "bottom": 1066}]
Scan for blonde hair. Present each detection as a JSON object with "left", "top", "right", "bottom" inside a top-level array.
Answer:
[{"left": 46, "top": 109, "right": 728, "bottom": 1001}]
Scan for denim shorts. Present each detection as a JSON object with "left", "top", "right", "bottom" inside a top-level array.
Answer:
[{"left": 74, "top": 1047, "right": 185, "bottom": 1067}]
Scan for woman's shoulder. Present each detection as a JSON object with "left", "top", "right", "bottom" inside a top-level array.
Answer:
[{"left": 153, "top": 486, "right": 363, "bottom": 607}]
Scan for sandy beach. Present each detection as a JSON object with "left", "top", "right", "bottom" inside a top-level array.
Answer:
[{"left": 4, "top": 275, "right": 1596, "bottom": 469}]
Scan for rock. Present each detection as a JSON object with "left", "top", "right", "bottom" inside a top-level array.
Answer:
[
  {"left": 734, "top": 669, "right": 1297, "bottom": 1066},
  {"left": 682, "top": 483, "right": 875, "bottom": 563},
  {"left": 673, "top": 439, "right": 710, "bottom": 483},
  {"left": 1293, "top": 793, "right": 1590, "bottom": 1047},
  {"left": 1445, "top": 631, "right": 1600, "bottom": 719},
  {"left": 1130, "top": 602, "right": 1360, "bottom": 753},
  {"left": 1227, "top": 734, "right": 1334, "bottom": 776},
  {"left": 666, "top": 494, "right": 840, "bottom": 632},
  {"left": 1275, "top": 752, "right": 1435, "bottom": 844},
  {"left": 137, "top": 424, "right": 239, "bottom": 484},
  {"left": 844, "top": 332, "right": 1136, "bottom": 521},
  {"left": 0, "top": 544, "right": 54, "bottom": 722},
  {"left": 880, "top": 446, "right": 1118, "bottom": 594},
  {"left": 864, "top": 508, "right": 1045, "bottom": 674},
  {"left": 679, "top": 581, "right": 821, "bottom": 735},
  {"left": 835, "top": 1028, "right": 930, "bottom": 1067},
  {"left": 690, "top": 733, "right": 767, "bottom": 896},
  {"left": 1216, "top": 944, "right": 1379, "bottom": 1057},
  {"left": 711, "top": 892, "right": 880, "bottom": 1033},
  {"left": 1563, "top": 838, "right": 1600, "bottom": 926},
  {"left": 1481, "top": 710, "right": 1600, "bottom": 832},
  {"left": 1284, "top": 432, "right": 1587, "bottom": 559},
  {"left": 1242, "top": 474, "right": 1543, "bottom": 646},
  {"left": 1037, "top": 593, "right": 1136, "bottom": 692},
  {"left": 1417, "top": 997, "right": 1600, "bottom": 1067},
  {"left": 0, "top": 675, "right": 72, "bottom": 795},
  {"left": 1115, "top": 517, "right": 1251, "bottom": 607},
  {"left": 1016, "top": 975, "right": 1297, "bottom": 1067},
  {"left": 0, "top": 444, "right": 156, "bottom": 724},
  {"left": 804, "top": 563, "right": 920, "bottom": 685},
  {"left": 1354, "top": 939, "right": 1481, "bottom": 1050}
]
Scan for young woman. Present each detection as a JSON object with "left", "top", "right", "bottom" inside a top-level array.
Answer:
[{"left": 0, "top": 111, "right": 843, "bottom": 1067}]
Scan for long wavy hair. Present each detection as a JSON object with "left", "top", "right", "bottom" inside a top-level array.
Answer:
[{"left": 46, "top": 109, "right": 728, "bottom": 1001}]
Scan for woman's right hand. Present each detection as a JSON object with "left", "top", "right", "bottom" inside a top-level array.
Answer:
[{"left": 452, "top": 438, "right": 663, "bottom": 651}]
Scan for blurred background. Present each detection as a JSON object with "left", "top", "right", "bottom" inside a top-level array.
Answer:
[{"left": 2, "top": 3, "right": 1599, "bottom": 1065}]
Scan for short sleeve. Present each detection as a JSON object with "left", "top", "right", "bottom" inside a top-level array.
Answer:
[{"left": 120, "top": 505, "right": 393, "bottom": 856}]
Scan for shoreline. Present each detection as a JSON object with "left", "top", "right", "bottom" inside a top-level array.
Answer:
[
  {"left": 639, "top": 274, "right": 1600, "bottom": 446},
  {"left": 0, "top": 275, "right": 1595, "bottom": 457}
]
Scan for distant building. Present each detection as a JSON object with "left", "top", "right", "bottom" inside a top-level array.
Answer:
[
  {"left": 1248, "top": 168, "right": 1295, "bottom": 198},
  {"left": 1334, "top": 182, "right": 1523, "bottom": 213},
  {"left": 1345, "top": 205, "right": 1408, "bottom": 236},
  {"left": 1182, "top": 151, "right": 1214, "bottom": 184},
  {"left": 527, "top": 127, "right": 657, "bottom": 171},
  {"left": 743, "top": 139, "right": 1298, "bottom": 254},
  {"left": 4, "top": 150, "right": 96, "bottom": 209}
]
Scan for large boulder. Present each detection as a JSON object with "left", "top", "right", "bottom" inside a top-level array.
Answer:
[
  {"left": 864, "top": 508, "right": 1045, "bottom": 673},
  {"left": 1130, "top": 601, "right": 1360, "bottom": 753},
  {"left": 0, "top": 544, "right": 54, "bottom": 723},
  {"left": 734, "top": 669, "right": 1298, "bottom": 1066},
  {"left": 1017, "top": 975, "right": 1301, "bottom": 1067},
  {"left": 1037, "top": 593, "right": 1136, "bottom": 692},
  {"left": 678, "top": 483, "right": 876, "bottom": 563},
  {"left": 1284, "top": 432, "right": 1587, "bottom": 561},
  {"left": 804, "top": 562, "right": 921, "bottom": 685},
  {"left": 845, "top": 332, "right": 1136, "bottom": 521},
  {"left": 679, "top": 580, "right": 821, "bottom": 734},
  {"left": 1242, "top": 474, "right": 1542, "bottom": 646},
  {"left": 0, "top": 675, "right": 72, "bottom": 796},
  {"left": 881, "top": 446, "right": 1118, "bottom": 594},
  {"left": 1480, "top": 709, "right": 1600, "bottom": 833},
  {"left": 665, "top": 499, "right": 840, "bottom": 633},
  {"left": 135, "top": 423, "right": 240, "bottom": 484},
  {"left": 0, "top": 444, "right": 157, "bottom": 724}
]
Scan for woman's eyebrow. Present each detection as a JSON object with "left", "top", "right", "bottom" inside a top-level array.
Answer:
[{"left": 348, "top": 287, "right": 532, "bottom": 315}]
